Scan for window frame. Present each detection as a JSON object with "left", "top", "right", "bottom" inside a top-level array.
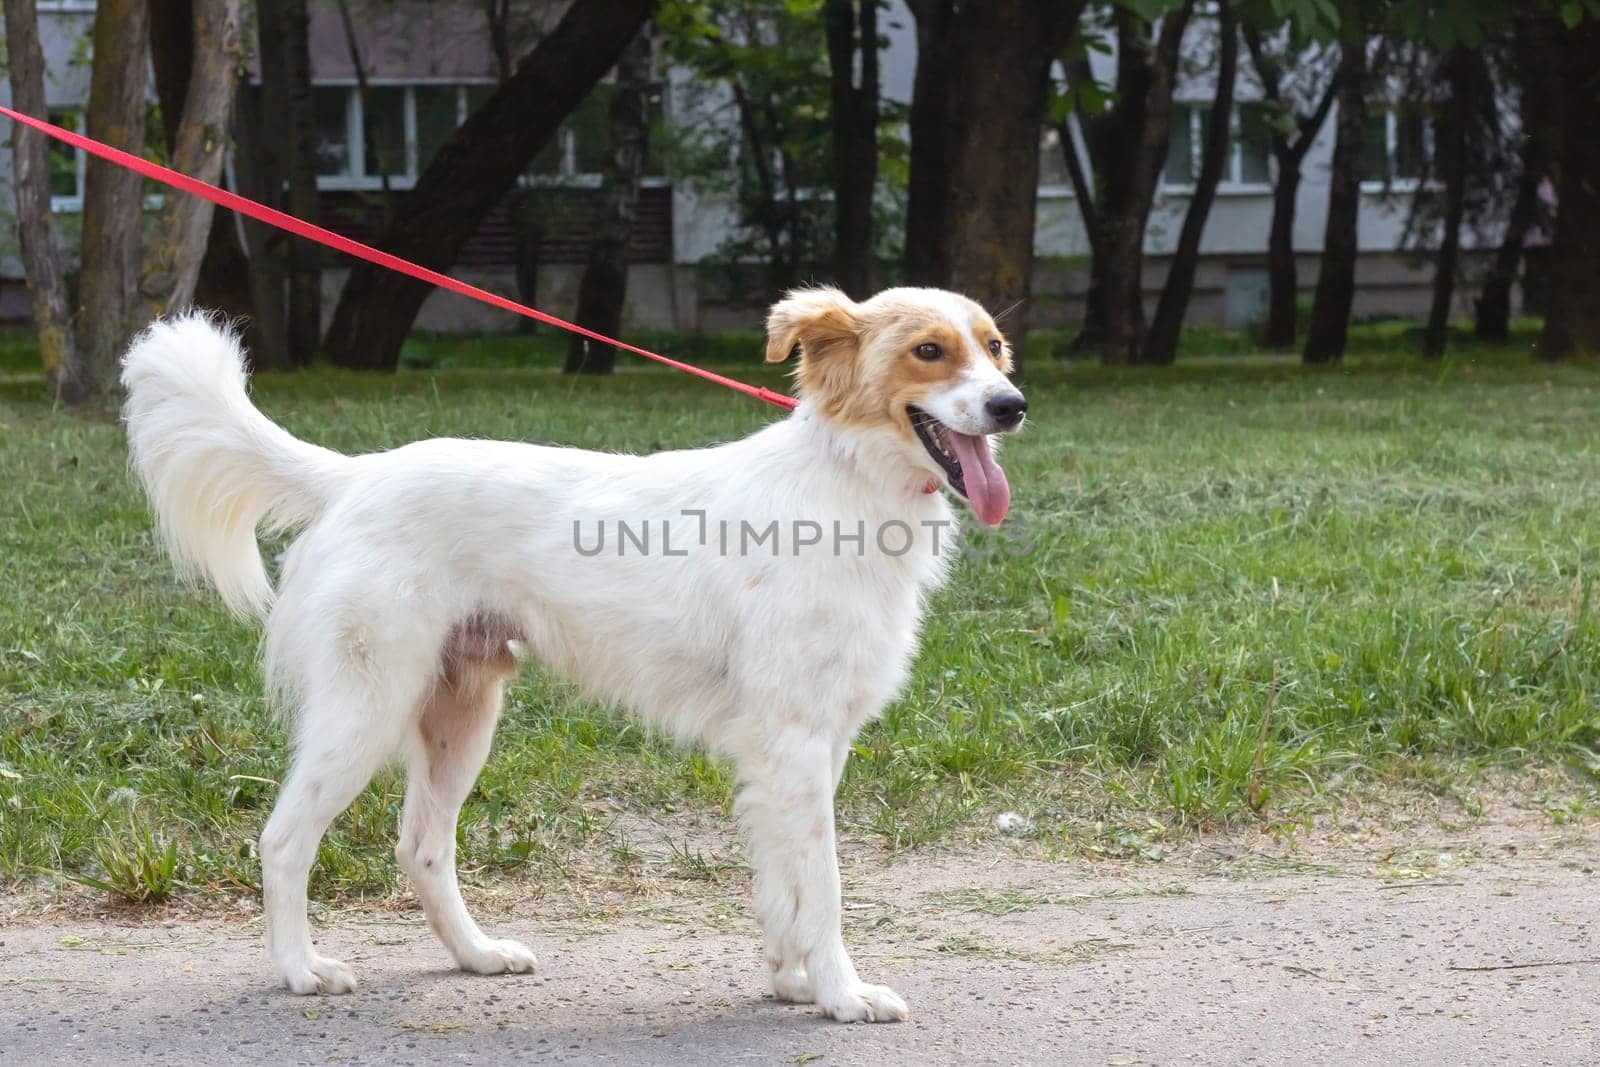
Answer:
[
  {"left": 1036, "top": 115, "right": 1093, "bottom": 200},
  {"left": 1231, "top": 101, "right": 1274, "bottom": 187},
  {"left": 310, "top": 77, "right": 672, "bottom": 192},
  {"left": 526, "top": 79, "right": 672, "bottom": 189},
  {"left": 1159, "top": 100, "right": 1275, "bottom": 195},
  {"left": 42, "top": 107, "right": 165, "bottom": 214},
  {"left": 1359, "top": 106, "right": 1433, "bottom": 192},
  {"left": 46, "top": 109, "right": 88, "bottom": 213},
  {"left": 312, "top": 78, "right": 488, "bottom": 192}
]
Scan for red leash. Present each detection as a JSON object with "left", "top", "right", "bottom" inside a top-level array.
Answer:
[{"left": 0, "top": 104, "right": 798, "bottom": 412}]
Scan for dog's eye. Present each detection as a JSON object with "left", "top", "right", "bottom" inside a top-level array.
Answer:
[
  {"left": 988, "top": 338, "right": 1003, "bottom": 358},
  {"left": 914, "top": 342, "right": 943, "bottom": 361}
]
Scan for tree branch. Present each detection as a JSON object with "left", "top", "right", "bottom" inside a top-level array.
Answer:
[
  {"left": 1290, "top": 70, "right": 1339, "bottom": 164},
  {"left": 1056, "top": 118, "right": 1099, "bottom": 256}
]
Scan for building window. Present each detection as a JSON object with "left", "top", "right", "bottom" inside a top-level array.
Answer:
[
  {"left": 1235, "top": 103, "right": 1272, "bottom": 184},
  {"left": 312, "top": 81, "right": 666, "bottom": 190},
  {"left": 1038, "top": 124, "right": 1072, "bottom": 188},
  {"left": 1360, "top": 104, "right": 1430, "bottom": 185},
  {"left": 313, "top": 87, "right": 353, "bottom": 177},
  {"left": 1163, "top": 103, "right": 1274, "bottom": 189},
  {"left": 414, "top": 84, "right": 463, "bottom": 173},
  {"left": 45, "top": 107, "right": 165, "bottom": 211},
  {"left": 1164, "top": 105, "right": 1203, "bottom": 185},
  {"left": 313, "top": 82, "right": 490, "bottom": 189},
  {"left": 47, "top": 109, "right": 86, "bottom": 210},
  {"left": 362, "top": 85, "right": 408, "bottom": 178},
  {"left": 529, "top": 82, "right": 667, "bottom": 181}
]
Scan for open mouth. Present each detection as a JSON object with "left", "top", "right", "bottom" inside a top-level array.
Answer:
[
  {"left": 907, "top": 406, "right": 1012, "bottom": 526},
  {"left": 909, "top": 406, "right": 966, "bottom": 495}
]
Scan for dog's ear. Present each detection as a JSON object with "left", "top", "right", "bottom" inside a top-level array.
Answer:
[{"left": 764, "top": 287, "right": 860, "bottom": 364}]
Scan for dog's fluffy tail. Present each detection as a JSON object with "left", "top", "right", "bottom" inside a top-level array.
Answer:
[{"left": 122, "top": 313, "right": 349, "bottom": 620}]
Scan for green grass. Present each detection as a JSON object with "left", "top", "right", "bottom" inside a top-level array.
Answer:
[{"left": 2, "top": 324, "right": 1598, "bottom": 903}]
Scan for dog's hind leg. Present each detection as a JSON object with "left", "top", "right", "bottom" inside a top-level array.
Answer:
[
  {"left": 737, "top": 729, "right": 907, "bottom": 1023},
  {"left": 397, "top": 649, "right": 537, "bottom": 976},
  {"left": 261, "top": 690, "right": 406, "bottom": 996}
]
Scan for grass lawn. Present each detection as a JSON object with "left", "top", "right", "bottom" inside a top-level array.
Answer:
[{"left": 2, "top": 324, "right": 1598, "bottom": 903}]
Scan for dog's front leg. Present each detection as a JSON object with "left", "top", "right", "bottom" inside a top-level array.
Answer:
[{"left": 737, "top": 731, "right": 907, "bottom": 1023}]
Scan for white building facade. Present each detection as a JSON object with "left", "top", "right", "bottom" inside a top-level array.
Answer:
[{"left": 0, "top": 1, "right": 1517, "bottom": 334}]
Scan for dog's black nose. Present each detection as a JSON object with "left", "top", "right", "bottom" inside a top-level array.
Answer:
[{"left": 986, "top": 392, "right": 1027, "bottom": 427}]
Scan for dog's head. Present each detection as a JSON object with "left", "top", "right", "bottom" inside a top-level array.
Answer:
[{"left": 765, "top": 286, "right": 1026, "bottom": 526}]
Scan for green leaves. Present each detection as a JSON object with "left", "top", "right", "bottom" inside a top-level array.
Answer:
[
  {"left": 1231, "top": 0, "right": 1342, "bottom": 43},
  {"left": 1266, "top": 0, "right": 1341, "bottom": 40},
  {"left": 1049, "top": 79, "right": 1113, "bottom": 123},
  {"left": 1560, "top": 0, "right": 1600, "bottom": 28},
  {"left": 1116, "top": 0, "right": 1191, "bottom": 21}
]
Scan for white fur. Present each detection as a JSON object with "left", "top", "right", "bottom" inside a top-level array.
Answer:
[{"left": 120, "top": 293, "right": 1014, "bottom": 1024}]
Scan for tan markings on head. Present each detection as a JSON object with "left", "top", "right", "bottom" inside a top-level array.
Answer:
[
  {"left": 763, "top": 287, "right": 863, "bottom": 414},
  {"left": 972, "top": 306, "right": 1015, "bottom": 373},
  {"left": 763, "top": 287, "right": 857, "bottom": 365},
  {"left": 766, "top": 287, "right": 1013, "bottom": 436},
  {"left": 858, "top": 292, "right": 1009, "bottom": 432}
]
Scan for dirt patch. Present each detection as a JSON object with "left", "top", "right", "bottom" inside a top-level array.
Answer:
[{"left": 4, "top": 786, "right": 1599, "bottom": 1064}]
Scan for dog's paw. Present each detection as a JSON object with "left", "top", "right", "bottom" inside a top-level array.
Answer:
[
  {"left": 771, "top": 967, "right": 813, "bottom": 1004},
  {"left": 819, "top": 982, "right": 908, "bottom": 1023},
  {"left": 282, "top": 954, "right": 358, "bottom": 996},
  {"left": 458, "top": 937, "right": 539, "bottom": 976}
]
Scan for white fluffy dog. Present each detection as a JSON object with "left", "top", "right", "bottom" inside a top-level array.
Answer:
[{"left": 120, "top": 286, "right": 1026, "bottom": 1023}]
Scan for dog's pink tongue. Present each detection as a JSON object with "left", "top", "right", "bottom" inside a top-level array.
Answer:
[{"left": 946, "top": 431, "right": 1010, "bottom": 526}]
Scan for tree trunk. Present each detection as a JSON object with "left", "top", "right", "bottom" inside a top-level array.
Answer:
[
  {"left": 148, "top": 0, "right": 266, "bottom": 357},
  {"left": 323, "top": 0, "right": 657, "bottom": 371},
  {"left": 512, "top": 194, "right": 543, "bottom": 333},
  {"left": 1073, "top": 257, "right": 1106, "bottom": 353},
  {"left": 1264, "top": 165, "right": 1302, "bottom": 347},
  {"left": 135, "top": 0, "right": 242, "bottom": 322},
  {"left": 4, "top": 0, "right": 90, "bottom": 403},
  {"left": 1533, "top": 16, "right": 1600, "bottom": 360},
  {"left": 565, "top": 31, "right": 652, "bottom": 375},
  {"left": 1243, "top": 26, "right": 1337, "bottom": 349},
  {"left": 486, "top": 0, "right": 514, "bottom": 80},
  {"left": 1056, "top": 116, "right": 1099, "bottom": 259},
  {"left": 1097, "top": 4, "right": 1193, "bottom": 366},
  {"left": 486, "top": 0, "right": 541, "bottom": 332},
  {"left": 1303, "top": 39, "right": 1367, "bottom": 366},
  {"left": 825, "top": 0, "right": 879, "bottom": 299},
  {"left": 1142, "top": 2, "right": 1237, "bottom": 366},
  {"left": 1055, "top": 116, "right": 1104, "bottom": 353},
  {"left": 1474, "top": 144, "right": 1539, "bottom": 340},
  {"left": 1062, "top": 51, "right": 1110, "bottom": 353},
  {"left": 903, "top": 0, "right": 954, "bottom": 287},
  {"left": 727, "top": 82, "right": 801, "bottom": 291},
  {"left": 230, "top": 84, "right": 292, "bottom": 370},
  {"left": 334, "top": 0, "right": 387, "bottom": 200},
  {"left": 255, "top": 0, "right": 319, "bottom": 364},
  {"left": 280, "top": 0, "right": 322, "bottom": 362},
  {"left": 148, "top": 1, "right": 192, "bottom": 148},
  {"left": 940, "top": 0, "right": 1086, "bottom": 369},
  {"left": 76, "top": 0, "right": 150, "bottom": 391},
  {"left": 1476, "top": 14, "right": 1550, "bottom": 341},
  {"left": 1423, "top": 47, "right": 1469, "bottom": 360},
  {"left": 250, "top": 0, "right": 296, "bottom": 366}
]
